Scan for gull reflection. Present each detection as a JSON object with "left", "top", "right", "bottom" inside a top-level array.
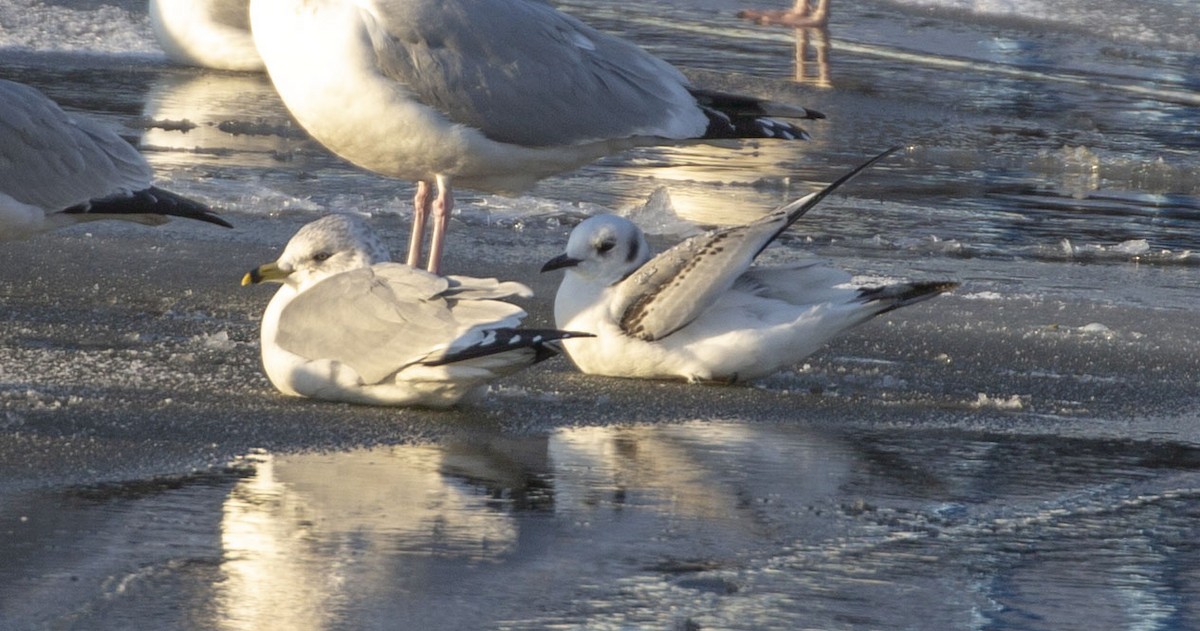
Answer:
[
  {"left": 792, "top": 26, "right": 832, "bottom": 88},
  {"left": 550, "top": 423, "right": 851, "bottom": 523},
  {"left": 608, "top": 137, "right": 835, "bottom": 228},
  {"left": 138, "top": 70, "right": 306, "bottom": 172},
  {"left": 216, "top": 442, "right": 532, "bottom": 631},
  {"left": 213, "top": 422, "right": 853, "bottom": 630}
]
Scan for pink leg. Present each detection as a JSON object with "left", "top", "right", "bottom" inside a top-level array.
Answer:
[
  {"left": 425, "top": 175, "right": 453, "bottom": 275},
  {"left": 407, "top": 180, "right": 432, "bottom": 268},
  {"left": 738, "top": 0, "right": 828, "bottom": 28}
]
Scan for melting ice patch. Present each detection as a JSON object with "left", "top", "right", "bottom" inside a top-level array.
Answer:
[
  {"left": 1054, "top": 238, "right": 1193, "bottom": 265},
  {"left": 1030, "top": 147, "right": 1200, "bottom": 198},
  {"left": 453, "top": 195, "right": 610, "bottom": 230}
]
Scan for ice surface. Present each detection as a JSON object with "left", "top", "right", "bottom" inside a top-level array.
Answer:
[
  {"left": 2, "top": 1, "right": 1200, "bottom": 629},
  {"left": 0, "top": 0, "right": 158, "bottom": 57},
  {"left": 889, "top": 0, "right": 1200, "bottom": 51}
]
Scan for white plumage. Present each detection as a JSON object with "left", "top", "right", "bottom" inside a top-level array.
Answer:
[
  {"left": 248, "top": 0, "right": 822, "bottom": 274},
  {"left": 243, "top": 214, "right": 587, "bottom": 407},
  {"left": 149, "top": 0, "right": 264, "bottom": 71},
  {"left": 542, "top": 148, "right": 957, "bottom": 383}
]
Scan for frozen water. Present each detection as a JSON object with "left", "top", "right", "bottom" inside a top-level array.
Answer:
[
  {"left": 0, "top": 0, "right": 157, "bottom": 57},
  {"left": 1, "top": 0, "right": 1199, "bottom": 629}
]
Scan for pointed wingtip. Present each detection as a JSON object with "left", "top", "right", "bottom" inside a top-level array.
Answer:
[
  {"left": 67, "top": 186, "right": 235, "bottom": 229},
  {"left": 780, "top": 145, "right": 904, "bottom": 228},
  {"left": 421, "top": 328, "right": 593, "bottom": 367},
  {"left": 860, "top": 279, "right": 959, "bottom": 314}
]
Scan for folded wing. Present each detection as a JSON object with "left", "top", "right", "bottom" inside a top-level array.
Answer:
[
  {"left": 614, "top": 148, "right": 901, "bottom": 341},
  {"left": 359, "top": 0, "right": 708, "bottom": 146},
  {"left": 277, "top": 263, "right": 530, "bottom": 383},
  {"left": 0, "top": 79, "right": 151, "bottom": 214}
]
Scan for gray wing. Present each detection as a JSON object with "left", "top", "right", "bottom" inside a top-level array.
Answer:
[
  {"left": 276, "top": 263, "right": 527, "bottom": 383},
  {"left": 733, "top": 263, "right": 855, "bottom": 305},
  {"left": 0, "top": 80, "right": 152, "bottom": 213},
  {"left": 614, "top": 220, "right": 785, "bottom": 341},
  {"left": 443, "top": 274, "right": 534, "bottom": 301},
  {"left": 358, "top": 0, "right": 707, "bottom": 146},
  {"left": 614, "top": 148, "right": 903, "bottom": 341}
]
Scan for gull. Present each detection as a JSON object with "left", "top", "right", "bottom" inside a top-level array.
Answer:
[
  {"left": 242, "top": 214, "right": 589, "bottom": 407},
  {"left": 738, "top": 0, "right": 831, "bottom": 29},
  {"left": 541, "top": 148, "right": 958, "bottom": 383},
  {"left": 149, "top": 0, "right": 264, "bottom": 71},
  {"left": 248, "top": 0, "right": 825, "bottom": 275},
  {"left": 0, "top": 79, "right": 232, "bottom": 240}
]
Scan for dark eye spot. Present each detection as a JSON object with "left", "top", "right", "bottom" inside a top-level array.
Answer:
[
  {"left": 625, "top": 235, "right": 641, "bottom": 263},
  {"left": 597, "top": 240, "right": 616, "bottom": 254},
  {"left": 313, "top": 251, "right": 333, "bottom": 262}
]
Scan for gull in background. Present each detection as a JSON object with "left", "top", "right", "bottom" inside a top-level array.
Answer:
[
  {"left": 541, "top": 148, "right": 958, "bottom": 383},
  {"left": 739, "top": 0, "right": 831, "bottom": 28},
  {"left": 249, "top": 0, "right": 825, "bottom": 275},
  {"left": 0, "top": 79, "right": 231, "bottom": 240},
  {"left": 149, "top": 0, "right": 264, "bottom": 71},
  {"left": 243, "top": 214, "right": 589, "bottom": 407}
]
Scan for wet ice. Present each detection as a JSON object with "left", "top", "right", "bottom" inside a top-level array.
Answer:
[{"left": 2, "top": 0, "right": 1200, "bottom": 628}]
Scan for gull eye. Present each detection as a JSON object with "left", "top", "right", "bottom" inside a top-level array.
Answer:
[
  {"left": 597, "top": 240, "right": 616, "bottom": 254},
  {"left": 312, "top": 251, "right": 333, "bottom": 262}
]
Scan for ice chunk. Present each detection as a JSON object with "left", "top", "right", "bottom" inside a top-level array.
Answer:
[
  {"left": 623, "top": 187, "right": 700, "bottom": 238},
  {"left": 196, "top": 331, "right": 237, "bottom": 351},
  {"left": 971, "top": 393, "right": 1026, "bottom": 410},
  {"left": 1077, "top": 323, "right": 1117, "bottom": 339},
  {"left": 1112, "top": 239, "right": 1150, "bottom": 255}
]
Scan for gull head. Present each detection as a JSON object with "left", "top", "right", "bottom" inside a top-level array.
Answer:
[
  {"left": 541, "top": 215, "right": 651, "bottom": 285},
  {"left": 242, "top": 214, "right": 390, "bottom": 290}
]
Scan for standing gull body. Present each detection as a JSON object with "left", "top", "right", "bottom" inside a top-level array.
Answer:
[
  {"left": 0, "top": 79, "right": 231, "bottom": 240},
  {"left": 149, "top": 0, "right": 264, "bottom": 71},
  {"left": 248, "top": 0, "right": 824, "bottom": 275},
  {"left": 541, "top": 148, "right": 957, "bottom": 383},
  {"left": 243, "top": 214, "right": 588, "bottom": 408}
]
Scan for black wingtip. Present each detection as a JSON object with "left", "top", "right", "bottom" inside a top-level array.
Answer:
[
  {"left": 689, "top": 88, "right": 823, "bottom": 140},
  {"left": 423, "top": 328, "right": 593, "bottom": 367},
  {"left": 698, "top": 109, "right": 812, "bottom": 141},
  {"left": 781, "top": 145, "right": 903, "bottom": 229},
  {"left": 142, "top": 186, "right": 233, "bottom": 228},
  {"left": 859, "top": 280, "right": 959, "bottom": 314},
  {"left": 64, "top": 186, "right": 232, "bottom": 228}
]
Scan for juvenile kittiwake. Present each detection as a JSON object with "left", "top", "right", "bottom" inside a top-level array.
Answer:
[{"left": 541, "top": 148, "right": 958, "bottom": 383}]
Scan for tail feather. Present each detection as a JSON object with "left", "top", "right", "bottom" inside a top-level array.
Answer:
[
  {"left": 424, "top": 328, "right": 594, "bottom": 367},
  {"left": 858, "top": 281, "right": 959, "bottom": 314},
  {"left": 63, "top": 186, "right": 232, "bottom": 228},
  {"left": 689, "top": 88, "right": 823, "bottom": 140}
]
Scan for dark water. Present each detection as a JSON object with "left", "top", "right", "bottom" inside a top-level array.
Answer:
[
  {"left": 6, "top": 420, "right": 1200, "bottom": 629},
  {"left": 2, "top": 0, "right": 1200, "bottom": 629}
]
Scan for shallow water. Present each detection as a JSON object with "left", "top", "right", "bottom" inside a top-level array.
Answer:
[
  {"left": 6, "top": 420, "right": 1200, "bottom": 630},
  {"left": 2, "top": 0, "right": 1200, "bottom": 629}
]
